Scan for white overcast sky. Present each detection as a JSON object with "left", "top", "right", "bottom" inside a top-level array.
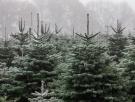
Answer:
[
  {"left": 19, "top": 0, "right": 135, "bottom": 10},
  {"left": 80, "top": 0, "right": 135, "bottom": 9}
]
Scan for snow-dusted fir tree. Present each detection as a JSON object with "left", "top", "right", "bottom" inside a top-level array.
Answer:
[
  {"left": 63, "top": 14, "right": 127, "bottom": 102},
  {"left": 108, "top": 20, "right": 127, "bottom": 63},
  {"left": 11, "top": 17, "right": 29, "bottom": 58},
  {"left": 9, "top": 14, "right": 61, "bottom": 100}
]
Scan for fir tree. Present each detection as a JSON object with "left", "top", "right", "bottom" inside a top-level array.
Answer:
[
  {"left": 108, "top": 20, "right": 127, "bottom": 63},
  {"left": 11, "top": 17, "right": 29, "bottom": 58},
  {"left": 62, "top": 14, "right": 127, "bottom": 102},
  {"left": 9, "top": 13, "right": 63, "bottom": 100}
]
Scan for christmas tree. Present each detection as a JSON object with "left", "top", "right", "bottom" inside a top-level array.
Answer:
[
  {"left": 108, "top": 20, "right": 127, "bottom": 63},
  {"left": 63, "top": 14, "right": 127, "bottom": 102}
]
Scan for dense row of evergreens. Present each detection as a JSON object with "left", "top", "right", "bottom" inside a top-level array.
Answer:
[{"left": 0, "top": 13, "right": 135, "bottom": 102}]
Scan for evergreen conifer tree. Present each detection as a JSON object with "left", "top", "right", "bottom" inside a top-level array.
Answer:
[
  {"left": 108, "top": 20, "right": 127, "bottom": 63},
  {"left": 63, "top": 14, "right": 127, "bottom": 102},
  {"left": 11, "top": 17, "right": 29, "bottom": 58},
  {"left": 8, "top": 14, "right": 61, "bottom": 100}
]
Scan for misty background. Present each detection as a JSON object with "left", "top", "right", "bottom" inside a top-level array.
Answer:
[{"left": 0, "top": 0, "right": 135, "bottom": 38}]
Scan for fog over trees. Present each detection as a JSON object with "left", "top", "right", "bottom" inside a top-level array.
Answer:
[
  {"left": 0, "top": 0, "right": 135, "bottom": 36},
  {"left": 1, "top": 0, "right": 135, "bottom": 102}
]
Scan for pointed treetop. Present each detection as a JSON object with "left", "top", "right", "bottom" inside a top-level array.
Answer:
[
  {"left": 76, "top": 13, "right": 100, "bottom": 43},
  {"left": 111, "top": 20, "right": 126, "bottom": 34}
]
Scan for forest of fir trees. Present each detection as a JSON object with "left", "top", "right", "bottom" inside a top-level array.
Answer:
[{"left": 0, "top": 12, "right": 135, "bottom": 102}]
